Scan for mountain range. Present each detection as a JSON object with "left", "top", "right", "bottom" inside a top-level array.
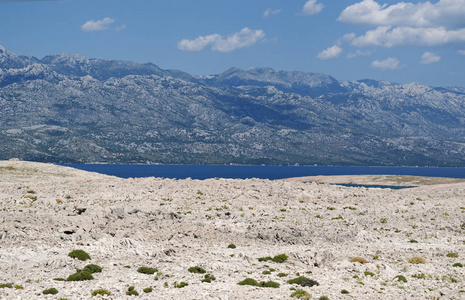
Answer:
[{"left": 1, "top": 45, "right": 465, "bottom": 166}]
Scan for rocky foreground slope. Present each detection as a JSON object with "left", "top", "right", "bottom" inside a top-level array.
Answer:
[
  {"left": 0, "top": 161, "right": 464, "bottom": 299},
  {"left": 2, "top": 46, "right": 465, "bottom": 166}
]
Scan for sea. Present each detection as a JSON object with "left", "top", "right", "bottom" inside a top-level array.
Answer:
[{"left": 63, "top": 164, "right": 465, "bottom": 181}]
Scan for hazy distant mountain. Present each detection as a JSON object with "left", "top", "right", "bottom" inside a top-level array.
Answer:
[{"left": 1, "top": 45, "right": 465, "bottom": 166}]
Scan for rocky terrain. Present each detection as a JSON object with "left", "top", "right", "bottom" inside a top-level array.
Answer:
[
  {"left": 1, "top": 160, "right": 464, "bottom": 299},
  {"left": 1, "top": 46, "right": 465, "bottom": 166}
]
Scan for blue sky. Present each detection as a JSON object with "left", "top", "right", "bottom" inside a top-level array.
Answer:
[{"left": 1, "top": 0, "right": 465, "bottom": 87}]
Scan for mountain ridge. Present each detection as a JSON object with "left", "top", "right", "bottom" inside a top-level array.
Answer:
[{"left": 1, "top": 46, "right": 465, "bottom": 166}]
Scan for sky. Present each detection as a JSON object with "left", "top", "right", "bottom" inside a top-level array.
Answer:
[{"left": 0, "top": 0, "right": 465, "bottom": 87}]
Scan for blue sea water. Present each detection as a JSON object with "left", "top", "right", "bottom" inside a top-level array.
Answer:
[{"left": 62, "top": 164, "right": 465, "bottom": 180}]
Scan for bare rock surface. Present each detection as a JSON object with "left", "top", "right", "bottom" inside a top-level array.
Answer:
[{"left": 0, "top": 161, "right": 464, "bottom": 299}]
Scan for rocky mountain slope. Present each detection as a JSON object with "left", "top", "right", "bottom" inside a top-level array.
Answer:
[{"left": 1, "top": 45, "right": 465, "bottom": 166}]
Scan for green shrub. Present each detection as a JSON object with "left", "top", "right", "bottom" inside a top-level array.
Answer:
[
  {"left": 287, "top": 276, "right": 308, "bottom": 285},
  {"left": 83, "top": 264, "right": 102, "bottom": 274},
  {"left": 272, "top": 254, "right": 289, "bottom": 263},
  {"left": 0, "top": 283, "right": 13, "bottom": 288},
  {"left": 277, "top": 273, "right": 288, "bottom": 277},
  {"left": 412, "top": 273, "right": 426, "bottom": 279},
  {"left": 341, "top": 289, "right": 350, "bottom": 294},
  {"left": 14, "top": 285, "right": 24, "bottom": 290},
  {"left": 126, "top": 286, "right": 139, "bottom": 296},
  {"left": 319, "top": 296, "right": 330, "bottom": 300},
  {"left": 143, "top": 287, "right": 153, "bottom": 293},
  {"left": 174, "top": 282, "right": 188, "bottom": 288},
  {"left": 227, "top": 244, "right": 236, "bottom": 249},
  {"left": 68, "top": 249, "right": 91, "bottom": 261},
  {"left": 452, "top": 263, "right": 463, "bottom": 267},
  {"left": 238, "top": 278, "right": 259, "bottom": 286},
  {"left": 262, "top": 281, "right": 280, "bottom": 288},
  {"left": 262, "top": 270, "right": 271, "bottom": 275},
  {"left": 258, "top": 254, "right": 288, "bottom": 263},
  {"left": 67, "top": 270, "right": 94, "bottom": 281},
  {"left": 290, "top": 289, "right": 312, "bottom": 299},
  {"left": 446, "top": 253, "right": 459, "bottom": 258},
  {"left": 188, "top": 266, "right": 206, "bottom": 274},
  {"left": 53, "top": 278, "right": 66, "bottom": 281},
  {"left": 43, "top": 288, "right": 59, "bottom": 295},
  {"left": 201, "top": 274, "right": 216, "bottom": 283},
  {"left": 126, "top": 290, "right": 139, "bottom": 296},
  {"left": 91, "top": 289, "right": 111, "bottom": 296},
  {"left": 394, "top": 275, "right": 407, "bottom": 283},
  {"left": 137, "top": 267, "right": 158, "bottom": 274},
  {"left": 258, "top": 256, "right": 273, "bottom": 262},
  {"left": 364, "top": 271, "right": 375, "bottom": 277}
]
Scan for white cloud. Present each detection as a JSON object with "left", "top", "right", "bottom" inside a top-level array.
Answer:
[
  {"left": 178, "top": 28, "right": 265, "bottom": 53},
  {"left": 317, "top": 45, "right": 342, "bottom": 60},
  {"left": 302, "top": 0, "right": 324, "bottom": 15},
  {"left": 338, "top": 0, "right": 465, "bottom": 49},
  {"left": 263, "top": 8, "right": 281, "bottom": 17},
  {"left": 371, "top": 57, "right": 403, "bottom": 70},
  {"left": 338, "top": 0, "right": 465, "bottom": 28},
  {"left": 459, "top": 50, "right": 465, "bottom": 55},
  {"left": 178, "top": 34, "right": 221, "bottom": 51},
  {"left": 346, "top": 26, "right": 465, "bottom": 47},
  {"left": 347, "top": 49, "right": 373, "bottom": 59},
  {"left": 420, "top": 52, "right": 441, "bottom": 64},
  {"left": 81, "top": 17, "right": 115, "bottom": 32}
]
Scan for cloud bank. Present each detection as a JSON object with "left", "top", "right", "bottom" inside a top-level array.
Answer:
[
  {"left": 339, "top": 0, "right": 465, "bottom": 48},
  {"left": 178, "top": 28, "right": 265, "bottom": 53}
]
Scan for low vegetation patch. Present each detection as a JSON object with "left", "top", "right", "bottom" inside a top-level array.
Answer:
[
  {"left": 287, "top": 276, "right": 309, "bottom": 285},
  {"left": 446, "top": 253, "right": 459, "bottom": 258},
  {"left": 258, "top": 253, "right": 288, "bottom": 263},
  {"left": 83, "top": 264, "right": 102, "bottom": 274},
  {"left": 201, "top": 274, "right": 216, "bottom": 283},
  {"left": 91, "top": 289, "right": 111, "bottom": 296},
  {"left": 137, "top": 267, "right": 158, "bottom": 274},
  {"left": 188, "top": 266, "right": 206, "bottom": 274},
  {"left": 227, "top": 244, "right": 236, "bottom": 249},
  {"left": 341, "top": 289, "right": 350, "bottom": 294},
  {"left": 174, "top": 281, "right": 188, "bottom": 288},
  {"left": 286, "top": 276, "right": 318, "bottom": 287},
  {"left": 394, "top": 275, "right": 407, "bottom": 283},
  {"left": 290, "top": 289, "right": 311, "bottom": 299},
  {"left": 452, "top": 263, "right": 463, "bottom": 267},
  {"left": 143, "top": 287, "right": 153, "bottom": 293},
  {"left": 126, "top": 286, "right": 139, "bottom": 296},
  {"left": 43, "top": 288, "right": 59, "bottom": 295},
  {"left": 364, "top": 271, "right": 375, "bottom": 277},
  {"left": 67, "top": 270, "right": 94, "bottom": 281},
  {"left": 68, "top": 249, "right": 91, "bottom": 261},
  {"left": 277, "top": 273, "right": 288, "bottom": 277},
  {"left": 0, "top": 283, "right": 13, "bottom": 288},
  {"left": 237, "top": 278, "right": 280, "bottom": 288}
]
